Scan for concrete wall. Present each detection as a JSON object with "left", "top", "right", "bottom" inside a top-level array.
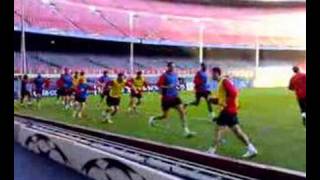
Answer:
[{"left": 14, "top": 121, "right": 182, "bottom": 180}]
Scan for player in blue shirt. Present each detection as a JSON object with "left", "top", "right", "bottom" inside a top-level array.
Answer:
[
  {"left": 73, "top": 78, "right": 92, "bottom": 119},
  {"left": 148, "top": 62, "right": 196, "bottom": 138},
  {"left": 62, "top": 68, "right": 74, "bottom": 109},
  {"left": 33, "top": 73, "right": 45, "bottom": 109},
  {"left": 20, "top": 74, "right": 32, "bottom": 106},
  {"left": 97, "top": 70, "right": 111, "bottom": 106},
  {"left": 184, "top": 63, "right": 215, "bottom": 118}
]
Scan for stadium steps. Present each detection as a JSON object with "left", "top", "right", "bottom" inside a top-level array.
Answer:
[
  {"left": 134, "top": 61, "right": 145, "bottom": 69},
  {"left": 28, "top": 54, "right": 62, "bottom": 69},
  {"left": 86, "top": 58, "right": 110, "bottom": 69}
]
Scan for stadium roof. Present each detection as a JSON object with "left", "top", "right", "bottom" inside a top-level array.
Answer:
[{"left": 14, "top": 0, "right": 306, "bottom": 50}]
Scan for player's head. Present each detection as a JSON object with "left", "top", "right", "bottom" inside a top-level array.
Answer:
[
  {"left": 23, "top": 74, "right": 28, "bottom": 80},
  {"left": 200, "top": 63, "right": 206, "bottom": 71},
  {"left": 167, "top": 62, "right": 175, "bottom": 72},
  {"left": 64, "top": 68, "right": 69, "bottom": 74},
  {"left": 103, "top": 70, "right": 108, "bottom": 76},
  {"left": 37, "top": 73, "right": 42, "bottom": 78},
  {"left": 292, "top": 66, "right": 300, "bottom": 73},
  {"left": 136, "top": 71, "right": 142, "bottom": 78},
  {"left": 117, "top": 73, "right": 124, "bottom": 81},
  {"left": 80, "top": 71, "right": 85, "bottom": 76},
  {"left": 211, "top": 67, "right": 222, "bottom": 80},
  {"left": 74, "top": 71, "right": 79, "bottom": 75}
]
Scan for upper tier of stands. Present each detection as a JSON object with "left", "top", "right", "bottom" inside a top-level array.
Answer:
[{"left": 14, "top": 0, "right": 305, "bottom": 48}]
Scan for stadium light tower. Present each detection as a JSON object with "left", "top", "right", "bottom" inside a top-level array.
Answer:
[
  {"left": 254, "top": 37, "right": 260, "bottom": 80},
  {"left": 198, "top": 24, "right": 205, "bottom": 64},
  {"left": 255, "top": 42, "right": 260, "bottom": 68},
  {"left": 193, "top": 18, "right": 204, "bottom": 64},
  {"left": 129, "top": 12, "right": 135, "bottom": 75},
  {"left": 20, "top": 0, "right": 27, "bottom": 74}
]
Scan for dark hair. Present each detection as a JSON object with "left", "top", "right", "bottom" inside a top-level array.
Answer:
[
  {"left": 167, "top": 61, "right": 174, "bottom": 67},
  {"left": 23, "top": 74, "right": 28, "bottom": 80},
  {"left": 201, "top": 63, "right": 206, "bottom": 69},
  {"left": 292, "top": 66, "right": 300, "bottom": 73},
  {"left": 80, "top": 71, "right": 85, "bottom": 75},
  {"left": 212, "top": 67, "right": 222, "bottom": 75},
  {"left": 118, "top": 73, "right": 124, "bottom": 77},
  {"left": 137, "top": 71, "right": 142, "bottom": 75},
  {"left": 74, "top": 71, "right": 79, "bottom": 78},
  {"left": 103, "top": 70, "right": 108, "bottom": 75}
]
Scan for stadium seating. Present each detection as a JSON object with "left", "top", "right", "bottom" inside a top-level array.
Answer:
[
  {"left": 14, "top": 51, "right": 198, "bottom": 74},
  {"left": 14, "top": 51, "right": 258, "bottom": 78},
  {"left": 13, "top": 0, "right": 305, "bottom": 48},
  {"left": 22, "top": 0, "right": 75, "bottom": 31},
  {"left": 14, "top": 52, "right": 61, "bottom": 74}
]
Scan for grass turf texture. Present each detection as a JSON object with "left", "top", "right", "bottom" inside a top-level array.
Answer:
[{"left": 15, "top": 88, "right": 306, "bottom": 172}]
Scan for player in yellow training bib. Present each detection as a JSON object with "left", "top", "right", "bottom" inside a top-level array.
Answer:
[
  {"left": 127, "top": 71, "right": 148, "bottom": 113},
  {"left": 102, "top": 73, "right": 126, "bottom": 123},
  {"left": 207, "top": 67, "right": 257, "bottom": 158},
  {"left": 79, "top": 71, "right": 87, "bottom": 83},
  {"left": 70, "top": 71, "right": 79, "bottom": 107}
]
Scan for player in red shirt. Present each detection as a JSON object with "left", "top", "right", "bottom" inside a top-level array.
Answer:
[
  {"left": 289, "top": 66, "right": 306, "bottom": 127},
  {"left": 184, "top": 63, "right": 214, "bottom": 118},
  {"left": 44, "top": 78, "right": 50, "bottom": 89},
  {"left": 56, "top": 74, "right": 64, "bottom": 104},
  {"left": 149, "top": 62, "right": 196, "bottom": 138},
  {"left": 207, "top": 67, "right": 258, "bottom": 158}
]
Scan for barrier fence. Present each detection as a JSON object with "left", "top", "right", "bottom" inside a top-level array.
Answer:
[{"left": 14, "top": 114, "right": 306, "bottom": 180}]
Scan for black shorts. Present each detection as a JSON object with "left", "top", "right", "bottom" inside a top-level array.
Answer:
[
  {"left": 57, "top": 88, "right": 63, "bottom": 96},
  {"left": 75, "top": 96, "right": 86, "bottom": 103},
  {"left": 107, "top": 96, "right": 120, "bottom": 107},
  {"left": 214, "top": 111, "right": 239, "bottom": 127},
  {"left": 21, "top": 90, "right": 31, "bottom": 98},
  {"left": 131, "top": 92, "right": 142, "bottom": 99},
  {"left": 161, "top": 97, "right": 182, "bottom": 111},
  {"left": 195, "top": 91, "right": 210, "bottom": 100},
  {"left": 100, "top": 90, "right": 109, "bottom": 98},
  {"left": 35, "top": 88, "right": 43, "bottom": 95},
  {"left": 298, "top": 98, "right": 306, "bottom": 113}
]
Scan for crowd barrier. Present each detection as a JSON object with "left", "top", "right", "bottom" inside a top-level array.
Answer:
[
  {"left": 14, "top": 119, "right": 184, "bottom": 180},
  {"left": 14, "top": 114, "right": 306, "bottom": 180}
]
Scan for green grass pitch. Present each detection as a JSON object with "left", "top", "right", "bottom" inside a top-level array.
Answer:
[{"left": 15, "top": 88, "right": 306, "bottom": 172}]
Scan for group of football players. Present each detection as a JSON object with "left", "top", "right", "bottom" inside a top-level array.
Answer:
[{"left": 17, "top": 61, "right": 306, "bottom": 158}]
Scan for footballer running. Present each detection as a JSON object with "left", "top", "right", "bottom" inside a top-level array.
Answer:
[
  {"left": 207, "top": 67, "right": 258, "bottom": 158},
  {"left": 184, "top": 63, "right": 215, "bottom": 118},
  {"left": 149, "top": 62, "right": 196, "bottom": 138},
  {"left": 102, "top": 73, "right": 126, "bottom": 123},
  {"left": 289, "top": 66, "right": 306, "bottom": 127},
  {"left": 127, "top": 71, "right": 148, "bottom": 113}
]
